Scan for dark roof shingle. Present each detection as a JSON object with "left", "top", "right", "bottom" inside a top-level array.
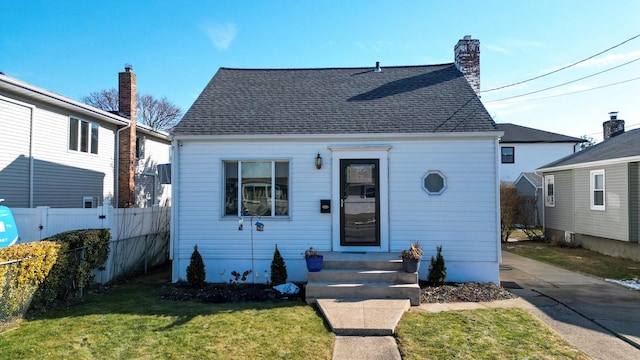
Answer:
[
  {"left": 496, "top": 123, "right": 585, "bottom": 143},
  {"left": 173, "top": 63, "right": 496, "bottom": 136},
  {"left": 538, "top": 128, "right": 640, "bottom": 169}
]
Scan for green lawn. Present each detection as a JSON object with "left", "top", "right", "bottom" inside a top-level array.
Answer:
[
  {"left": 1, "top": 266, "right": 589, "bottom": 359},
  {"left": 397, "top": 308, "right": 589, "bottom": 360},
  {"left": 503, "top": 240, "right": 640, "bottom": 280},
  {"left": 0, "top": 276, "right": 334, "bottom": 359}
]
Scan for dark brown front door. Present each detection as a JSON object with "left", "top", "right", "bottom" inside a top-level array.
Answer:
[{"left": 340, "top": 159, "right": 380, "bottom": 246}]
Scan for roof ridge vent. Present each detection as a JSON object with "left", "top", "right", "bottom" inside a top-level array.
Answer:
[{"left": 374, "top": 61, "right": 382, "bottom": 72}]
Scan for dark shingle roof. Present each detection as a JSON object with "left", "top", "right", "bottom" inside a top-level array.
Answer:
[
  {"left": 173, "top": 63, "right": 496, "bottom": 136},
  {"left": 496, "top": 123, "right": 585, "bottom": 143},
  {"left": 538, "top": 128, "right": 640, "bottom": 169},
  {"left": 517, "top": 172, "right": 542, "bottom": 188}
]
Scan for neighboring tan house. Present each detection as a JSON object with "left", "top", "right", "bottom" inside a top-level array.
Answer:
[
  {"left": 170, "top": 36, "right": 503, "bottom": 287},
  {"left": 537, "top": 112, "right": 640, "bottom": 261},
  {"left": 0, "top": 66, "right": 171, "bottom": 209},
  {"left": 497, "top": 123, "right": 585, "bottom": 183}
]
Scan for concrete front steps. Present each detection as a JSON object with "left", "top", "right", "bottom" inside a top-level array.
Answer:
[{"left": 305, "top": 252, "right": 421, "bottom": 306}]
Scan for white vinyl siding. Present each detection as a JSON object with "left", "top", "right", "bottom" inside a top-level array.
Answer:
[
  {"left": 543, "top": 170, "right": 574, "bottom": 232},
  {"left": 575, "top": 164, "right": 629, "bottom": 241},
  {"left": 32, "top": 109, "right": 116, "bottom": 207},
  {"left": 135, "top": 135, "right": 171, "bottom": 207},
  {"left": 173, "top": 137, "right": 500, "bottom": 284},
  {"left": 0, "top": 98, "right": 32, "bottom": 207}
]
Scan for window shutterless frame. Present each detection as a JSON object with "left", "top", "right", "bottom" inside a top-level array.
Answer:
[
  {"left": 590, "top": 169, "right": 605, "bottom": 210},
  {"left": 223, "top": 160, "right": 290, "bottom": 218}
]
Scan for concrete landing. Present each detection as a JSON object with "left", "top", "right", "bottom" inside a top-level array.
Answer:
[
  {"left": 333, "top": 336, "right": 401, "bottom": 360},
  {"left": 316, "top": 298, "right": 410, "bottom": 336}
]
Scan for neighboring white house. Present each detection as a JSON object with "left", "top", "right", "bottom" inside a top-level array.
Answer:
[
  {"left": 0, "top": 66, "right": 171, "bottom": 209},
  {"left": 170, "top": 36, "right": 503, "bottom": 285},
  {"left": 496, "top": 123, "right": 585, "bottom": 183},
  {"left": 537, "top": 113, "right": 640, "bottom": 261}
]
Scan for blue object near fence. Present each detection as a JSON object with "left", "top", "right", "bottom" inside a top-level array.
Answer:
[{"left": 0, "top": 205, "right": 19, "bottom": 248}]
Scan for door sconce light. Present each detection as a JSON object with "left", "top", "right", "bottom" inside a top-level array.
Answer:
[{"left": 315, "top": 153, "right": 323, "bottom": 169}]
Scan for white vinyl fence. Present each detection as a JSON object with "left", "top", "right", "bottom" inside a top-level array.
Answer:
[{"left": 11, "top": 205, "right": 170, "bottom": 284}]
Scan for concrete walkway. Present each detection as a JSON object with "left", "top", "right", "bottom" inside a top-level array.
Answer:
[{"left": 326, "top": 251, "right": 640, "bottom": 359}]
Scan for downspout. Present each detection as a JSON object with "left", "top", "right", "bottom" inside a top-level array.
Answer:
[
  {"left": 115, "top": 123, "right": 132, "bottom": 207},
  {"left": 28, "top": 105, "right": 34, "bottom": 208},
  {"left": 170, "top": 139, "right": 180, "bottom": 282}
]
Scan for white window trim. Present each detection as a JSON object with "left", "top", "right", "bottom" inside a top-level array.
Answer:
[
  {"left": 544, "top": 175, "right": 555, "bottom": 207},
  {"left": 421, "top": 170, "right": 447, "bottom": 195},
  {"left": 69, "top": 117, "right": 99, "bottom": 154},
  {"left": 590, "top": 169, "right": 605, "bottom": 211},
  {"left": 223, "top": 159, "right": 291, "bottom": 218}
]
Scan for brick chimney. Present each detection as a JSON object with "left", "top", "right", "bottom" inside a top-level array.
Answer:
[
  {"left": 454, "top": 35, "right": 480, "bottom": 95},
  {"left": 603, "top": 111, "right": 625, "bottom": 140},
  {"left": 118, "top": 64, "right": 137, "bottom": 208}
]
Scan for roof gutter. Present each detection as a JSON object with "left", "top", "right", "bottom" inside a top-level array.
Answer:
[
  {"left": 170, "top": 131, "right": 505, "bottom": 142},
  {"left": 536, "top": 154, "right": 640, "bottom": 173}
]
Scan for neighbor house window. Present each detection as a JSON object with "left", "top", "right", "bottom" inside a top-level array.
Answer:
[
  {"left": 501, "top": 147, "right": 514, "bottom": 164},
  {"left": 69, "top": 117, "right": 99, "bottom": 154},
  {"left": 544, "top": 175, "right": 555, "bottom": 207},
  {"left": 224, "top": 160, "right": 289, "bottom": 217},
  {"left": 136, "top": 135, "right": 146, "bottom": 159},
  {"left": 590, "top": 170, "right": 605, "bottom": 210}
]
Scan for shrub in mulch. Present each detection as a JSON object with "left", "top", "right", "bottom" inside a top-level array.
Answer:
[
  {"left": 420, "top": 282, "right": 516, "bottom": 303},
  {"left": 158, "top": 282, "right": 305, "bottom": 303}
]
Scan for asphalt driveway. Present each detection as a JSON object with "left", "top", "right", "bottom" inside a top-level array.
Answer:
[{"left": 501, "top": 250, "right": 640, "bottom": 360}]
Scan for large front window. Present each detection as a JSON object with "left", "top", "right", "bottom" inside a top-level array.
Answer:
[{"left": 224, "top": 160, "right": 289, "bottom": 217}]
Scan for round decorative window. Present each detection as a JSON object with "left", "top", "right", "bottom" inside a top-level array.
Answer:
[{"left": 422, "top": 171, "right": 447, "bottom": 195}]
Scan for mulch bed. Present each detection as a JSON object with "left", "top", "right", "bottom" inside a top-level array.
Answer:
[{"left": 158, "top": 281, "right": 517, "bottom": 304}]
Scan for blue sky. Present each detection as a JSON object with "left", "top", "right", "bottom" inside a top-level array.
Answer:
[{"left": 2, "top": 1, "right": 639, "bottom": 141}]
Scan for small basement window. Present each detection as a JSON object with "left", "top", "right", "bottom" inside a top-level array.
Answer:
[{"left": 422, "top": 170, "right": 447, "bottom": 195}]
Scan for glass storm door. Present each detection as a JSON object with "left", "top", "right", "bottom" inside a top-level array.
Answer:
[{"left": 340, "top": 159, "right": 380, "bottom": 246}]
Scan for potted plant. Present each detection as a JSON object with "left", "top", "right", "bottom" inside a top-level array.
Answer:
[
  {"left": 401, "top": 242, "right": 423, "bottom": 273},
  {"left": 303, "top": 247, "right": 323, "bottom": 272}
]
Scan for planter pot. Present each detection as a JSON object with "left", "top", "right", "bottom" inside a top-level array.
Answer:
[
  {"left": 402, "top": 258, "right": 421, "bottom": 273},
  {"left": 306, "top": 256, "right": 324, "bottom": 272}
]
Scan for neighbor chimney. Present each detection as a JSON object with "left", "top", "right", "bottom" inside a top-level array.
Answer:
[
  {"left": 603, "top": 112, "right": 625, "bottom": 140},
  {"left": 118, "top": 64, "right": 137, "bottom": 208},
  {"left": 454, "top": 35, "right": 480, "bottom": 95}
]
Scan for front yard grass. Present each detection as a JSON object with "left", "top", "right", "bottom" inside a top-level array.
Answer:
[
  {"left": 503, "top": 240, "right": 640, "bottom": 280},
  {"left": 397, "top": 308, "right": 589, "bottom": 360},
  {"left": 1, "top": 266, "right": 589, "bottom": 359},
  {"left": 0, "top": 274, "right": 334, "bottom": 359}
]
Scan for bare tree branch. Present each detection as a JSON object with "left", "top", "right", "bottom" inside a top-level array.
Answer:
[
  {"left": 138, "top": 94, "right": 183, "bottom": 131},
  {"left": 81, "top": 88, "right": 119, "bottom": 112},
  {"left": 81, "top": 89, "right": 183, "bottom": 131}
]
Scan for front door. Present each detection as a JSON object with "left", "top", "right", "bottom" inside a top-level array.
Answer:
[{"left": 340, "top": 159, "right": 380, "bottom": 246}]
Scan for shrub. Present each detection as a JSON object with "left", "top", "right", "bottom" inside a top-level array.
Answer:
[
  {"left": 270, "top": 245, "right": 287, "bottom": 285},
  {"left": 186, "top": 245, "right": 206, "bottom": 288},
  {"left": 0, "top": 241, "right": 65, "bottom": 324},
  {"left": 427, "top": 246, "right": 447, "bottom": 286}
]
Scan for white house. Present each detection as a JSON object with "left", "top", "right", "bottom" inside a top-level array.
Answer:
[
  {"left": 0, "top": 66, "right": 171, "bottom": 209},
  {"left": 496, "top": 123, "right": 585, "bottom": 183},
  {"left": 170, "top": 36, "right": 502, "bottom": 288}
]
